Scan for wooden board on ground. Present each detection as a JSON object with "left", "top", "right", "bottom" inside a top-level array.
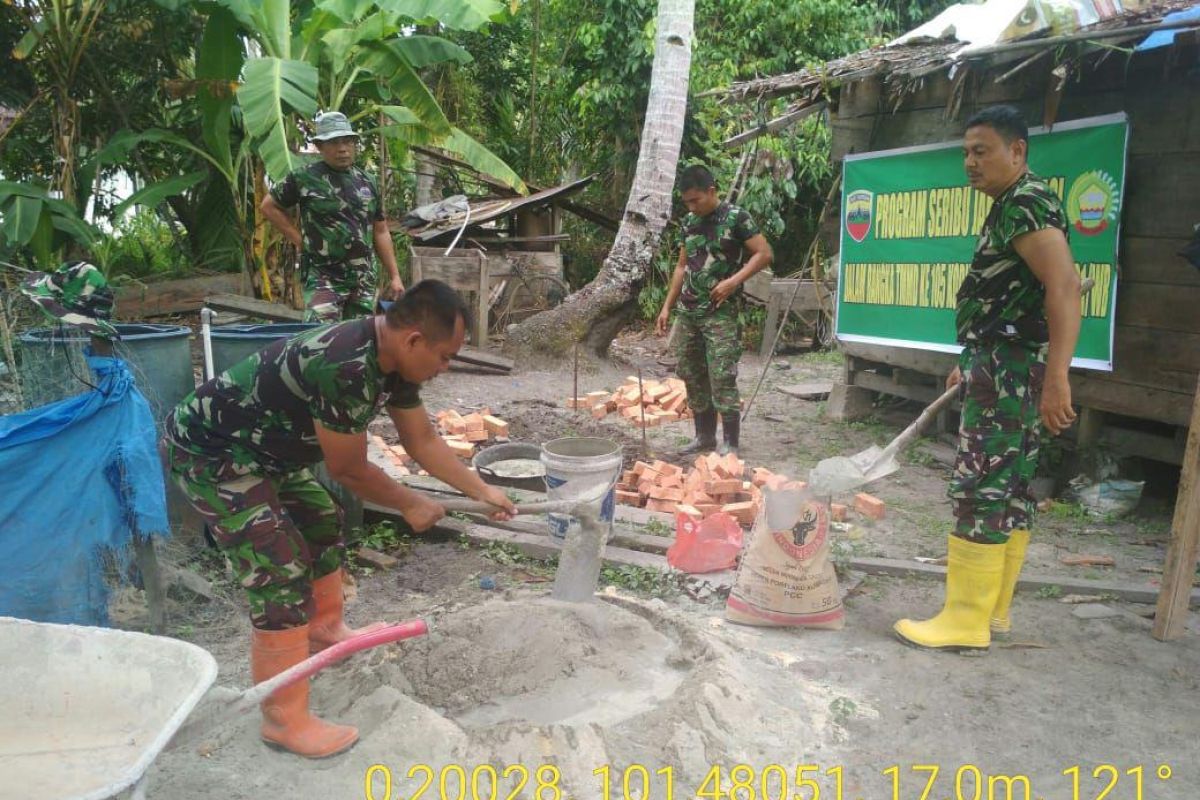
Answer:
[
  {"left": 453, "top": 345, "right": 514, "bottom": 373},
  {"left": 851, "top": 556, "right": 1200, "bottom": 606},
  {"left": 777, "top": 382, "right": 833, "bottom": 400},
  {"left": 205, "top": 293, "right": 304, "bottom": 322},
  {"left": 439, "top": 519, "right": 669, "bottom": 571},
  {"left": 115, "top": 274, "right": 246, "bottom": 319}
]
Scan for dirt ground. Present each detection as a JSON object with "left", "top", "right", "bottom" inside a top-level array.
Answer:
[{"left": 136, "top": 327, "right": 1199, "bottom": 800}]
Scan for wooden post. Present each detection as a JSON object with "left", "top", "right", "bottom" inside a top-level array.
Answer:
[
  {"left": 133, "top": 536, "right": 165, "bottom": 634},
  {"left": 475, "top": 249, "right": 488, "bottom": 348},
  {"left": 1153, "top": 375, "right": 1200, "bottom": 640}
]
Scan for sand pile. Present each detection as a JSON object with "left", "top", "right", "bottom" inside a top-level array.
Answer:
[{"left": 148, "top": 596, "right": 845, "bottom": 799}]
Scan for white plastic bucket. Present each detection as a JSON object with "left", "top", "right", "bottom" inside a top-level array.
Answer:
[{"left": 540, "top": 437, "right": 624, "bottom": 542}]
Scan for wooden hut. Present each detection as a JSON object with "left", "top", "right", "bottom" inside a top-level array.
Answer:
[{"left": 715, "top": 0, "right": 1200, "bottom": 466}]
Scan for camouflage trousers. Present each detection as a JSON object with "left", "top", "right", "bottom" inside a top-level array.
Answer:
[
  {"left": 304, "top": 265, "right": 376, "bottom": 323},
  {"left": 675, "top": 308, "right": 743, "bottom": 414},
  {"left": 166, "top": 442, "right": 345, "bottom": 630},
  {"left": 949, "top": 340, "right": 1046, "bottom": 544}
]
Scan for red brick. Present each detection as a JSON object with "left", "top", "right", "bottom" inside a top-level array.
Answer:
[
  {"left": 445, "top": 439, "right": 474, "bottom": 459},
  {"left": 722, "top": 501, "right": 757, "bottom": 525},
  {"left": 461, "top": 412, "right": 486, "bottom": 432},
  {"left": 591, "top": 403, "right": 610, "bottom": 420},
  {"left": 632, "top": 461, "right": 652, "bottom": 476},
  {"left": 482, "top": 415, "right": 509, "bottom": 438},
  {"left": 830, "top": 503, "right": 849, "bottom": 522},
  {"left": 854, "top": 492, "right": 886, "bottom": 520},
  {"left": 621, "top": 469, "right": 639, "bottom": 485},
  {"left": 695, "top": 503, "right": 722, "bottom": 518},
  {"left": 751, "top": 467, "right": 775, "bottom": 488},
  {"left": 648, "top": 487, "right": 684, "bottom": 503},
  {"left": 615, "top": 490, "right": 644, "bottom": 507},
  {"left": 586, "top": 390, "right": 610, "bottom": 404},
  {"left": 658, "top": 472, "right": 683, "bottom": 490},
  {"left": 704, "top": 478, "right": 743, "bottom": 496},
  {"left": 676, "top": 504, "right": 703, "bottom": 520},
  {"left": 464, "top": 429, "right": 489, "bottom": 443},
  {"left": 646, "top": 498, "right": 679, "bottom": 514}
]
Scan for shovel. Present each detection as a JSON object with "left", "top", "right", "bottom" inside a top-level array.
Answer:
[
  {"left": 809, "top": 276, "right": 1096, "bottom": 495},
  {"left": 808, "top": 383, "right": 958, "bottom": 494}
]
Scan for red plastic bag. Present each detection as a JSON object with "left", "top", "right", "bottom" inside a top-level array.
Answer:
[{"left": 666, "top": 511, "right": 744, "bottom": 573}]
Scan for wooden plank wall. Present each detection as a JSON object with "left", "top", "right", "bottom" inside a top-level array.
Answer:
[
  {"left": 830, "top": 44, "right": 1200, "bottom": 427},
  {"left": 114, "top": 273, "right": 247, "bottom": 319}
]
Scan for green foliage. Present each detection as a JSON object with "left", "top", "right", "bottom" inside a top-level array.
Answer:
[
  {"left": 1036, "top": 585, "right": 1064, "bottom": 599},
  {"left": 92, "top": 209, "right": 192, "bottom": 279},
  {"left": 599, "top": 564, "right": 682, "bottom": 598},
  {"left": 351, "top": 520, "right": 414, "bottom": 555},
  {"left": 641, "top": 518, "right": 672, "bottom": 537}
]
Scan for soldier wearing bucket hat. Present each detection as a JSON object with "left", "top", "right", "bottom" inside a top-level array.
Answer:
[
  {"left": 20, "top": 261, "right": 120, "bottom": 342},
  {"left": 261, "top": 111, "right": 404, "bottom": 323}
]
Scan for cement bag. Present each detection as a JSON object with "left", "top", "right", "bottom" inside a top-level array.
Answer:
[
  {"left": 667, "top": 511, "right": 743, "bottom": 573},
  {"left": 725, "top": 486, "right": 844, "bottom": 629}
]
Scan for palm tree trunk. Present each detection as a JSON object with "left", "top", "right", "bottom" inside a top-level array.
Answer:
[{"left": 505, "top": 0, "right": 694, "bottom": 359}]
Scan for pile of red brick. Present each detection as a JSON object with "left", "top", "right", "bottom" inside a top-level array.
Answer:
[
  {"left": 614, "top": 453, "right": 891, "bottom": 528},
  {"left": 369, "top": 408, "right": 511, "bottom": 475},
  {"left": 614, "top": 454, "right": 807, "bottom": 527},
  {"left": 567, "top": 376, "right": 693, "bottom": 428}
]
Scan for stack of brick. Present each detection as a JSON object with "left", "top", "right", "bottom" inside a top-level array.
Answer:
[
  {"left": 614, "top": 453, "right": 809, "bottom": 528},
  {"left": 367, "top": 408, "right": 513, "bottom": 470},
  {"left": 567, "top": 376, "right": 692, "bottom": 428}
]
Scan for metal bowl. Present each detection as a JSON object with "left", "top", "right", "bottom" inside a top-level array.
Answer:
[{"left": 472, "top": 442, "right": 546, "bottom": 493}]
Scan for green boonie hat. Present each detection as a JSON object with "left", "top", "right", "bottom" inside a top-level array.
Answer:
[
  {"left": 20, "top": 261, "right": 120, "bottom": 341},
  {"left": 310, "top": 111, "right": 359, "bottom": 142}
]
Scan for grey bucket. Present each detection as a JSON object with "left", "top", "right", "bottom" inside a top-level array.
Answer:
[
  {"left": 209, "top": 322, "right": 319, "bottom": 376},
  {"left": 17, "top": 324, "right": 194, "bottom": 430},
  {"left": 540, "top": 437, "right": 623, "bottom": 542}
]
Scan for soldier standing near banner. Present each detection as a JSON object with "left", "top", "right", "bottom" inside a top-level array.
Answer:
[
  {"left": 656, "top": 164, "right": 773, "bottom": 457},
  {"left": 262, "top": 111, "right": 405, "bottom": 322},
  {"left": 894, "top": 105, "right": 1082, "bottom": 652}
]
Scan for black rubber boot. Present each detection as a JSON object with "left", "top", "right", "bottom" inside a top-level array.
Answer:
[
  {"left": 678, "top": 409, "right": 718, "bottom": 456},
  {"left": 717, "top": 412, "right": 741, "bottom": 457}
]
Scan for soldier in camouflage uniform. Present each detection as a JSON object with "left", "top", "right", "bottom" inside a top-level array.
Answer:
[
  {"left": 262, "top": 112, "right": 404, "bottom": 323},
  {"left": 657, "top": 165, "right": 773, "bottom": 457},
  {"left": 164, "top": 280, "right": 515, "bottom": 757},
  {"left": 895, "top": 105, "right": 1081, "bottom": 653}
]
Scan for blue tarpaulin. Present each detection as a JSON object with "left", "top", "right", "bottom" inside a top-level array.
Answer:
[
  {"left": 1136, "top": 6, "right": 1200, "bottom": 51},
  {"left": 0, "top": 354, "right": 169, "bottom": 625}
]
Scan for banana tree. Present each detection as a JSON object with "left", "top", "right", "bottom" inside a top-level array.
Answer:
[
  {"left": 9, "top": 0, "right": 108, "bottom": 206},
  {"left": 205, "top": 0, "right": 525, "bottom": 188}
]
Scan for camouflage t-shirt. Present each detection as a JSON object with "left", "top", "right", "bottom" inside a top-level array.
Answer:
[
  {"left": 166, "top": 319, "right": 420, "bottom": 474},
  {"left": 678, "top": 203, "right": 761, "bottom": 316},
  {"left": 956, "top": 171, "right": 1068, "bottom": 345},
  {"left": 270, "top": 161, "right": 383, "bottom": 280}
]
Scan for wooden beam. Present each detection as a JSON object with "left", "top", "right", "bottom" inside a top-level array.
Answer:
[
  {"left": 205, "top": 293, "right": 304, "bottom": 322},
  {"left": 722, "top": 101, "right": 826, "bottom": 149},
  {"left": 1153, "top": 374, "right": 1200, "bottom": 640},
  {"left": 853, "top": 557, "right": 1200, "bottom": 606}
]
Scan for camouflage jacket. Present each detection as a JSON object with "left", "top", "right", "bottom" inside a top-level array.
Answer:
[
  {"left": 956, "top": 172, "right": 1068, "bottom": 346},
  {"left": 270, "top": 161, "right": 383, "bottom": 280},
  {"left": 678, "top": 203, "right": 761, "bottom": 316},
  {"left": 166, "top": 318, "right": 420, "bottom": 474}
]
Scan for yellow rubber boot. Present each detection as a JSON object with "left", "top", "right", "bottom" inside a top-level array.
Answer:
[
  {"left": 990, "top": 529, "right": 1030, "bottom": 636},
  {"left": 251, "top": 625, "right": 359, "bottom": 758},
  {"left": 894, "top": 536, "right": 1006, "bottom": 652}
]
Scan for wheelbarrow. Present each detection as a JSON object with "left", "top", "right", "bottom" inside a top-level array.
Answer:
[{"left": 0, "top": 614, "right": 428, "bottom": 800}]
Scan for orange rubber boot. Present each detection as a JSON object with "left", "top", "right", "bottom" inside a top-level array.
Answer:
[
  {"left": 251, "top": 625, "right": 359, "bottom": 758},
  {"left": 308, "top": 568, "right": 387, "bottom": 653}
]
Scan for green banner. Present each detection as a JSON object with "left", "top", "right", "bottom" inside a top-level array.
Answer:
[{"left": 836, "top": 113, "right": 1127, "bottom": 371}]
